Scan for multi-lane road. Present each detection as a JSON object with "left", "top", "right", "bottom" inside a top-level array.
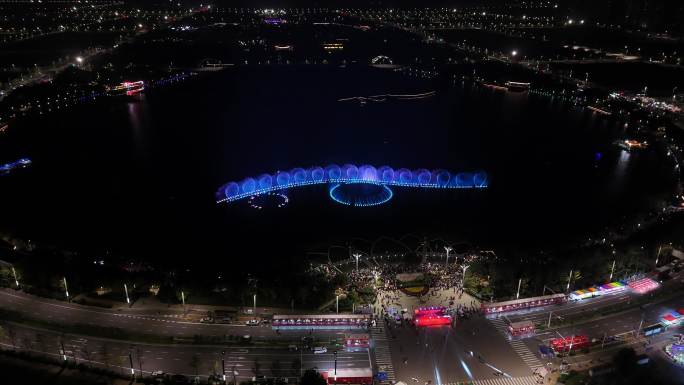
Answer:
[
  {"left": 2, "top": 277, "right": 684, "bottom": 385},
  {"left": 380, "top": 278, "right": 684, "bottom": 385},
  {"left": 0, "top": 323, "right": 371, "bottom": 381}
]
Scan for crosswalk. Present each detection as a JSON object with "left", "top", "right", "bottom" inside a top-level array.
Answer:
[
  {"left": 488, "top": 318, "right": 543, "bottom": 371},
  {"left": 371, "top": 322, "right": 396, "bottom": 384},
  {"left": 473, "top": 375, "right": 539, "bottom": 385},
  {"left": 441, "top": 375, "right": 539, "bottom": 385}
]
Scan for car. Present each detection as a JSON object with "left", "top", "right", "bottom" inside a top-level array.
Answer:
[
  {"left": 288, "top": 344, "right": 298, "bottom": 351},
  {"left": 200, "top": 317, "right": 215, "bottom": 323},
  {"left": 313, "top": 347, "right": 327, "bottom": 354},
  {"left": 246, "top": 319, "right": 260, "bottom": 326},
  {"left": 152, "top": 371, "right": 165, "bottom": 377},
  {"left": 254, "top": 375, "right": 266, "bottom": 383},
  {"left": 261, "top": 319, "right": 271, "bottom": 324}
]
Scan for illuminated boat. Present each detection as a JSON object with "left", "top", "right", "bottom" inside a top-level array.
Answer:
[
  {"left": 107, "top": 81, "right": 145, "bottom": 97},
  {"left": 505, "top": 81, "right": 530, "bottom": 92},
  {"left": 616, "top": 139, "right": 648, "bottom": 151}
]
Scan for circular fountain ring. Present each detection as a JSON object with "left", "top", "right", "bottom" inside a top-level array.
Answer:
[{"left": 329, "top": 182, "right": 394, "bottom": 207}]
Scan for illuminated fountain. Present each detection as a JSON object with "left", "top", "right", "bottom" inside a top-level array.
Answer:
[{"left": 216, "top": 164, "right": 488, "bottom": 207}]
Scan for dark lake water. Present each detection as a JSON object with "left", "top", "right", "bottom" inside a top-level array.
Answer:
[{"left": 0, "top": 66, "right": 677, "bottom": 271}]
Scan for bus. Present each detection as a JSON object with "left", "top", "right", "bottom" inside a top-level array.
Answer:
[
  {"left": 344, "top": 333, "right": 370, "bottom": 349},
  {"left": 642, "top": 323, "right": 665, "bottom": 337},
  {"left": 508, "top": 321, "right": 535, "bottom": 337}
]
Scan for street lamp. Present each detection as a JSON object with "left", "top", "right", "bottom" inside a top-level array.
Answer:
[
  {"left": 566, "top": 269, "right": 573, "bottom": 292},
  {"left": 124, "top": 283, "right": 130, "bottom": 305},
  {"left": 444, "top": 246, "right": 452, "bottom": 267},
  {"left": 609, "top": 260, "right": 616, "bottom": 281},
  {"left": 253, "top": 293, "right": 257, "bottom": 316},
  {"left": 128, "top": 352, "right": 135, "bottom": 376},
  {"left": 221, "top": 350, "right": 226, "bottom": 382},
  {"left": 181, "top": 290, "right": 185, "bottom": 310},
  {"left": 511, "top": 50, "right": 518, "bottom": 57},
  {"left": 353, "top": 253, "right": 361, "bottom": 272},
  {"left": 336, "top": 295, "right": 339, "bottom": 314},
  {"left": 75, "top": 56, "right": 83, "bottom": 64},
  {"left": 333, "top": 350, "right": 338, "bottom": 380},
  {"left": 656, "top": 245, "right": 663, "bottom": 266},
  {"left": 11, "top": 266, "right": 19, "bottom": 287},
  {"left": 516, "top": 278, "right": 522, "bottom": 299},
  {"left": 63, "top": 277, "right": 69, "bottom": 300},
  {"left": 461, "top": 264, "right": 469, "bottom": 288}
]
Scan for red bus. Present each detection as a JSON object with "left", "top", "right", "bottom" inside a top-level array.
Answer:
[
  {"left": 481, "top": 294, "right": 567, "bottom": 315},
  {"left": 344, "top": 333, "right": 370, "bottom": 348},
  {"left": 508, "top": 321, "right": 535, "bottom": 337},
  {"left": 550, "top": 335, "right": 590, "bottom": 352}
]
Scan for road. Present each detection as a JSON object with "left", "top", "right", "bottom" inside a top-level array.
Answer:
[
  {"left": 0, "top": 323, "right": 371, "bottom": 381},
  {"left": 377, "top": 277, "right": 684, "bottom": 385},
  {"left": 0, "top": 289, "right": 349, "bottom": 341}
]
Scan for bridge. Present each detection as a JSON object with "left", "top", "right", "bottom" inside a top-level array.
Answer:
[{"left": 216, "top": 163, "right": 487, "bottom": 207}]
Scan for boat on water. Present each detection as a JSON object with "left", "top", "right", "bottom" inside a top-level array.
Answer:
[
  {"left": 505, "top": 81, "right": 530, "bottom": 92},
  {"left": 616, "top": 139, "right": 648, "bottom": 151},
  {"left": 106, "top": 80, "right": 145, "bottom": 97},
  {"left": 0, "top": 158, "right": 31, "bottom": 176}
]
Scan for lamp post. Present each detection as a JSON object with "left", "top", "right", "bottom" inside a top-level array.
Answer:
[
  {"left": 63, "top": 277, "right": 69, "bottom": 301},
  {"left": 124, "top": 283, "right": 130, "bottom": 305},
  {"left": 547, "top": 311, "right": 553, "bottom": 328},
  {"left": 609, "top": 260, "right": 616, "bottom": 281},
  {"left": 444, "top": 246, "right": 452, "bottom": 267},
  {"left": 516, "top": 278, "right": 522, "bottom": 299},
  {"left": 334, "top": 350, "right": 338, "bottom": 380},
  {"left": 181, "top": 290, "right": 185, "bottom": 311},
  {"left": 461, "top": 264, "right": 469, "bottom": 288},
  {"left": 128, "top": 351, "right": 135, "bottom": 376},
  {"left": 11, "top": 266, "right": 19, "bottom": 287},
  {"left": 60, "top": 339, "right": 67, "bottom": 361},
  {"left": 566, "top": 269, "right": 573, "bottom": 292},
  {"left": 221, "top": 350, "right": 226, "bottom": 382},
  {"left": 656, "top": 245, "right": 663, "bottom": 266},
  {"left": 336, "top": 295, "right": 339, "bottom": 314},
  {"left": 253, "top": 294, "right": 256, "bottom": 316},
  {"left": 353, "top": 253, "right": 361, "bottom": 272}
]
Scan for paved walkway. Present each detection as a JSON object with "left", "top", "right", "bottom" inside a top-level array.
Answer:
[
  {"left": 371, "top": 321, "right": 396, "bottom": 384},
  {"left": 488, "top": 317, "right": 543, "bottom": 371}
]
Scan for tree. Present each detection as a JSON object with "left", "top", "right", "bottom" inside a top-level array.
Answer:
[{"left": 300, "top": 369, "right": 326, "bottom": 385}]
